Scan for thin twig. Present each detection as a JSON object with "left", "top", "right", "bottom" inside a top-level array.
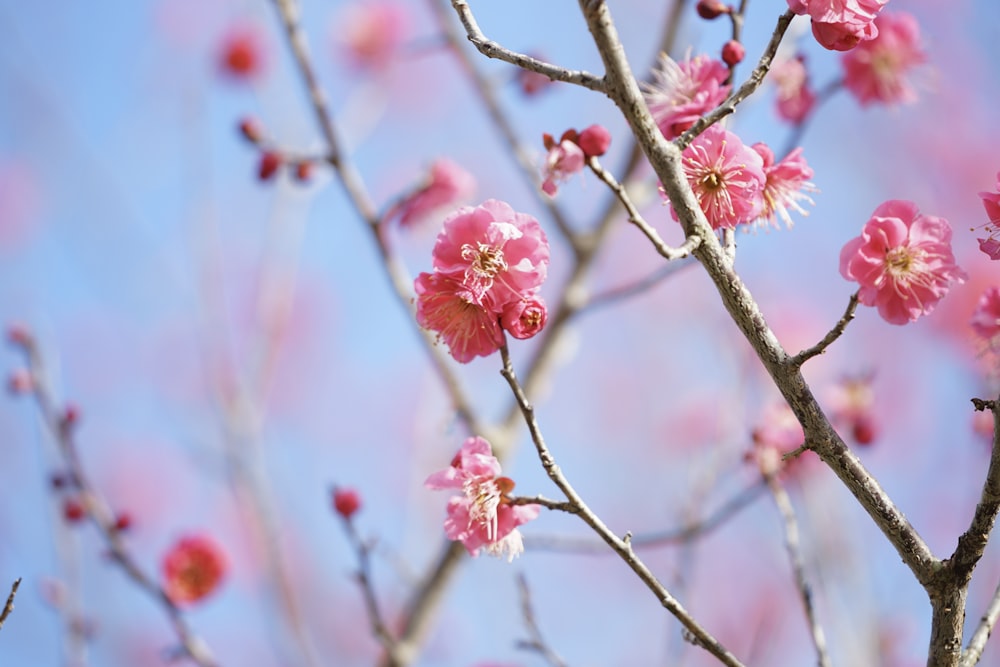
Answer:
[
  {"left": 961, "top": 578, "right": 1000, "bottom": 667},
  {"left": 338, "top": 510, "right": 401, "bottom": 661},
  {"left": 526, "top": 478, "right": 767, "bottom": 554},
  {"left": 498, "top": 342, "right": 747, "bottom": 667},
  {"left": 10, "top": 333, "right": 218, "bottom": 667},
  {"left": 515, "top": 573, "right": 569, "bottom": 667},
  {"left": 587, "top": 156, "right": 701, "bottom": 260},
  {"left": 435, "top": 0, "right": 579, "bottom": 249},
  {"left": 0, "top": 578, "right": 21, "bottom": 632},
  {"left": 762, "top": 470, "right": 831, "bottom": 667},
  {"left": 791, "top": 292, "right": 859, "bottom": 367},
  {"left": 449, "top": 0, "right": 605, "bottom": 93},
  {"left": 676, "top": 10, "right": 796, "bottom": 149},
  {"left": 509, "top": 495, "right": 580, "bottom": 514}
]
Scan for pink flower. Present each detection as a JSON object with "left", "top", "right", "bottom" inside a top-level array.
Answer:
[
  {"left": 501, "top": 297, "right": 547, "bottom": 340},
  {"left": 425, "top": 437, "right": 540, "bottom": 561},
  {"left": 394, "top": 159, "right": 476, "bottom": 228},
  {"left": 670, "top": 125, "right": 765, "bottom": 230},
  {"left": 430, "top": 200, "right": 549, "bottom": 309},
  {"left": 750, "top": 143, "right": 816, "bottom": 230},
  {"left": 415, "top": 200, "right": 549, "bottom": 362},
  {"left": 788, "top": 0, "right": 889, "bottom": 51},
  {"left": 516, "top": 59, "right": 554, "bottom": 97},
  {"left": 839, "top": 200, "right": 967, "bottom": 325},
  {"left": 971, "top": 286, "right": 1000, "bottom": 340},
  {"left": 643, "top": 52, "right": 731, "bottom": 140},
  {"left": 415, "top": 272, "right": 504, "bottom": 363},
  {"left": 976, "top": 172, "right": 1000, "bottom": 261},
  {"left": 541, "top": 134, "right": 585, "bottom": 196},
  {"left": 335, "top": 2, "right": 408, "bottom": 71},
  {"left": 827, "top": 374, "right": 878, "bottom": 446},
  {"left": 162, "top": 535, "right": 228, "bottom": 605},
  {"left": 842, "top": 12, "right": 925, "bottom": 106},
  {"left": 749, "top": 402, "right": 806, "bottom": 476},
  {"left": 770, "top": 55, "right": 816, "bottom": 124}
]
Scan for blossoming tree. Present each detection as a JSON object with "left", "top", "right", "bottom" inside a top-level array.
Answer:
[{"left": 3, "top": 1, "right": 1000, "bottom": 666}]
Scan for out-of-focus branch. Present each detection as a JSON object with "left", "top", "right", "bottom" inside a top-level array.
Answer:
[
  {"left": 587, "top": 155, "right": 701, "bottom": 260},
  {"left": 337, "top": 509, "right": 400, "bottom": 661},
  {"left": 961, "top": 578, "right": 1000, "bottom": 667},
  {"left": 581, "top": 260, "right": 695, "bottom": 315},
  {"left": 9, "top": 331, "right": 218, "bottom": 667},
  {"left": 0, "top": 578, "right": 20, "bottom": 632},
  {"left": 515, "top": 573, "right": 568, "bottom": 667},
  {"left": 791, "top": 292, "right": 859, "bottom": 367},
  {"left": 761, "top": 469, "right": 830, "bottom": 667},
  {"left": 499, "top": 343, "right": 747, "bottom": 667},
  {"left": 578, "top": 0, "right": 939, "bottom": 587},
  {"left": 450, "top": 0, "right": 605, "bottom": 93},
  {"left": 270, "top": 0, "right": 485, "bottom": 440},
  {"left": 432, "top": 0, "right": 579, "bottom": 249},
  {"left": 675, "top": 10, "right": 795, "bottom": 149},
  {"left": 525, "top": 478, "right": 767, "bottom": 554}
]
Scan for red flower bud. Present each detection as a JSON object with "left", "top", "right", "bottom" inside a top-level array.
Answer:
[
  {"left": 332, "top": 487, "right": 362, "bottom": 520},
  {"left": 258, "top": 151, "right": 282, "bottom": 181},
  {"left": 577, "top": 124, "right": 612, "bottom": 158},
  {"left": 63, "top": 497, "right": 86, "bottom": 523},
  {"left": 696, "top": 0, "right": 729, "bottom": 20},
  {"left": 238, "top": 117, "right": 264, "bottom": 144},
  {"left": 722, "top": 40, "right": 745, "bottom": 66}
]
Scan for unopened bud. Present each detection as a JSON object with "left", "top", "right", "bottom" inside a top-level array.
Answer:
[
  {"left": 696, "top": 0, "right": 729, "bottom": 20},
  {"left": 258, "top": 151, "right": 282, "bottom": 181},
  {"left": 722, "top": 40, "right": 745, "bottom": 66}
]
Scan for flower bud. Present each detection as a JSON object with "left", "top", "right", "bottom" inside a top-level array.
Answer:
[
  {"left": 578, "top": 124, "right": 611, "bottom": 158},
  {"left": 333, "top": 487, "right": 362, "bottom": 520},
  {"left": 258, "top": 151, "right": 282, "bottom": 181},
  {"left": 722, "top": 40, "right": 745, "bottom": 66},
  {"left": 696, "top": 0, "right": 729, "bottom": 20}
]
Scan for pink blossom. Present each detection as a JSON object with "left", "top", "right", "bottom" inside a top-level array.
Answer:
[
  {"left": 976, "top": 172, "right": 1000, "bottom": 260},
  {"left": 839, "top": 200, "right": 967, "bottom": 325},
  {"left": 971, "top": 286, "right": 1000, "bottom": 340},
  {"left": 218, "top": 23, "right": 267, "bottom": 81},
  {"left": 335, "top": 2, "right": 408, "bottom": 71},
  {"left": 827, "top": 374, "right": 878, "bottom": 446},
  {"left": 516, "top": 61, "right": 554, "bottom": 97},
  {"left": 750, "top": 143, "right": 816, "bottom": 230},
  {"left": 749, "top": 402, "right": 806, "bottom": 476},
  {"left": 670, "top": 125, "right": 765, "bottom": 230},
  {"left": 501, "top": 297, "right": 547, "bottom": 340},
  {"left": 430, "top": 200, "right": 549, "bottom": 309},
  {"left": 541, "top": 135, "right": 585, "bottom": 196},
  {"left": 414, "top": 272, "right": 504, "bottom": 363},
  {"left": 415, "top": 200, "right": 549, "bottom": 362},
  {"left": 162, "top": 534, "right": 228, "bottom": 605},
  {"left": 788, "top": 0, "right": 888, "bottom": 51},
  {"left": 842, "top": 12, "right": 925, "bottom": 106},
  {"left": 770, "top": 55, "right": 816, "bottom": 124},
  {"left": 721, "top": 40, "right": 745, "bottom": 67},
  {"left": 425, "top": 437, "right": 539, "bottom": 561},
  {"left": 394, "top": 159, "right": 476, "bottom": 228},
  {"left": 643, "top": 52, "right": 731, "bottom": 140}
]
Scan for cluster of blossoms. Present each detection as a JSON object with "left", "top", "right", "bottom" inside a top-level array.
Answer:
[
  {"left": 787, "top": 0, "right": 889, "bottom": 51},
  {"left": 425, "top": 437, "right": 539, "bottom": 561},
  {"left": 665, "top": 124, "right": 815, "bottom": 231},
  {"left": 839, "top": 200, "right": 967, "bottom": 325},
  {"left": 540, "top": 125, "right": 611, "bottom": 196},
  {"left": 976, "top": 172, "right": 1000, "bottom": 260},
  {"left": 415, "top": 200, "right": 550, "bottom": 363}
]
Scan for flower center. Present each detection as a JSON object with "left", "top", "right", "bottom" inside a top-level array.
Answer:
[
  {"left": 461, "top": 242, "right": 507, "bottom": 295},
  {"left": 465, "top": 478, "right": 502, "bottom": 540},
  {"left": 884, "top": 246, "right": 916, "bottom": 277}
]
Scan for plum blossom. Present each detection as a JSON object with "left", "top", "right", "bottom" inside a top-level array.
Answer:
[
  {"left": 749, "top": 402, "right": 807, "bottom": 476},
  {"left": 842, "top": 12, "right": 925, "bottom": 106},
  {"left": 827, "top": 374, "right": 878, "bottom": 445},
  {"left": 541, "top": 133, "right": 585, "bottom": 196},
  {"left": 334, "top": 2, "right": 408, "bottom": 71},
  {"left": 770, "top": 55, "right": 816, "bottom": 124},
  {"left": 976, "top": 172, "right": 1000, "bottom": 260},
  {"left": 971, "top": 287, "right": 1000, "bottom": 340},
  {"left": 501, "top": 297, "right": 547, "bottom": 340},
  {"left": 415, "top": 200, "right": 549, "bottom": 362},
  {"left": 643, "top": 52, "right": 731, "bottom": 140},
  {"left": 787, "top": 0, "right": 889, "bottom": 51},
  {"left": 839, "top": 200, "right": 967, "bottom": 325},
  {"left": 750, "top": 143, "right": 816, "bottom": 230},
  {"left": 393, "top": 159, "right": 476, "bottom": 228},
  {"left": 162, "top": 534, "right": 228, "bottom": 605},
  {"left": 425, "top": 437, "right": 540, "bottom": 561},
  {"left": 670, "top": 125, "right": 766, "bottom": 230}
]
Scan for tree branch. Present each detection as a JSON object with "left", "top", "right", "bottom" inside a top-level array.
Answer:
[
  {"left": 791, "top": 292, "right": 859, "bottom": 367},
  {"left": 499, "top": 343, "right": 747, "bottom": 667},
  {"left": 0, "top": 578, "right": 20, "bottom": 632}
]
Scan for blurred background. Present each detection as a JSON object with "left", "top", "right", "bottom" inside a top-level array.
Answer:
[{"left": 2, "top": 0, "right": 1000, "bottom": 665}]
